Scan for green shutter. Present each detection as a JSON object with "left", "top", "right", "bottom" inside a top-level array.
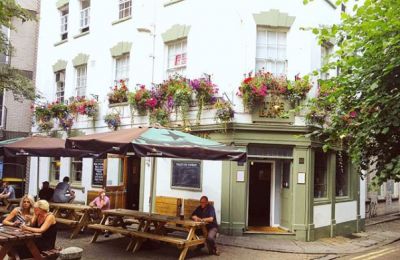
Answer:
[
  {"left": 162, "top": 24, "right": 191, "bottom": 43},
  {"left": 110, "top": 42, "right": 132, "bottom": 57},
  {"left": 72, "top": 53, "right": 90, "bottom": 67},
  {"left": 56, "top": 0, "right": 69, "bottom": 9},
  {"left": 52, "top": 59, "right": 67, "bottom": 72},
  {"left": 253, "top": 9, "right": 295, "bottom": 28}
]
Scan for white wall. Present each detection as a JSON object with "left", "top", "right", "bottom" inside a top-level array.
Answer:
[
  {"left": 335, "top": 201, "right": 357, "bottom": 224},
  {"left": 155, "top": 158, "right": 222, "bottom": 222},
  {"left": 314, "top": 204, "right": 332, "bottom": 228}
]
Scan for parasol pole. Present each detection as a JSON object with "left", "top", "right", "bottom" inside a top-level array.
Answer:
[
  {"left": 36, "top": 156, "right": 40, "bottom": 199},
  {"left": 148, "top": 157, "right": 156, "bottom": 214}
]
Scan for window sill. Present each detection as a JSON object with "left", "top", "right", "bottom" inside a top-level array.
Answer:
[
  {"left": 112, "top": 16, "right": 132, "bottom": 26},
  {"left": 335, "top": 196, "right": 353, "bottom": 203},
  {"left": 73, "top": 31, "right": 90, "bottom": 39},
  {"left": 313, "top": 198, "right": 331, "bottom": 205},
  {"left": 164, "top": 0, "right": 185, "bottom": 7},
  {"left": 108, "top": 102, "right": 129, "bottom": 108},
  {"left": 54, "top": 39, "right": 68, "bottom": 47}
]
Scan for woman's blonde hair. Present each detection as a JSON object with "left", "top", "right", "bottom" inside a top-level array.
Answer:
[
  {"left": 34, "top": 200, "right": 50, "bottom": 212},
  {"left": 19, "top": 194, "right": 35, "bottom": 214}
]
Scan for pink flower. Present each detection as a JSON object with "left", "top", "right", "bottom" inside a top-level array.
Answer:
[{"left": 349, "top": 111, "right": 357, "bottom": 118}]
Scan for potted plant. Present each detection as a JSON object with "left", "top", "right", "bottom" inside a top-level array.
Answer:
[
  {"left": 48, "top": 102, "right": 69, "bottom": 119},
  {"left": 128, "top": 85, "right": 152, "bottom": 116},
  {"left": 286, "top": 74, "right": 312, "bottom": 107},
  {"left": 190, "top": 75, "right": 218, "bottom": 124},
  {"left": 237, "top": 71, "right": 269, "bottom": 112},
  {"left": 214, "top": 99, "right": 234, "bottom": 132},
  {"left": 34, "top": 104, "right": 52, "bottom": 122},
  {"left": 149, "top": 108, "right": 170, "bottom": 127},
  {"left": 104, "top": 112, "right": 121, "bottom": 130},
  {"left": 108, "top": 80, "right": 129, "bottom": 104}
]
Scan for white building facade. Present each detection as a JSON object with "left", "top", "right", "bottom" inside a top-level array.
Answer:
[{"left": 31, "top": 0, "right": 365, "bottom": 241}]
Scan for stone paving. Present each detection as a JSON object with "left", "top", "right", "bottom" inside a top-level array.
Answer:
[{"left": 217, "top": 213, "right": 400, "bottom": 255}]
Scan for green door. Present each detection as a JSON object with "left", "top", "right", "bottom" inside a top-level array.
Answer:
[{"left": 280, "top": 160, "right": 292, "bottom": 229}]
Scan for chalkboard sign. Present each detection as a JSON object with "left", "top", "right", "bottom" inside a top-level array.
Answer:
[
  {"left": 92, "top": 159, "right": 104, "bottom": 186},
  {"left": 171, "top": 160, "right": 201, "bottom": 190}
]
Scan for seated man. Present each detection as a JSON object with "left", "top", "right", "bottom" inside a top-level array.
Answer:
[
  {"left": 52, "top": 177, "right": 75, "bottom": 203},
  {"left": 0, "top": 182, "right": 16, "bottom": 204},
  {"left": 39, "top": 181, "right": 54, "bottom": 201},
  {"left": 191, "top": 196, "right": 220, "bottom": 256}
]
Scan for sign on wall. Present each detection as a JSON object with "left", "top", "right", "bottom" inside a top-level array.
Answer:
[
  {"left": 92, "top": 159, "right": 104, "bottom": 186},
  {"left": 171, "top": 160, "right": 201, "bottom": 191}
]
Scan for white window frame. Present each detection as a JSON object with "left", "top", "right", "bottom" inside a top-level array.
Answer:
[
  {"left": 119, "top": 0, "right": 132, "bottom": 19},
  {"left": 115, "top": 54, "right": 130, "bottom": 83},
  {"left": 71, "top": 157, "right": 82, "bottom": 184},
  {"left": 49, "top": 157, "right": 61, "bottom": 183},
  {"left": 166, "top": 39, "right": 187, "bottom": 77},
  {"left": 60, "top": 9, "right": 68, "bottom": 40},
  {"left": 321, "top": 42, "right": 334, "bottom": 80},
  {"left": 256, "top": 28, "right": 287, "bottom": 75},
  {"left": 75, "top": 65, "right": 87, "bottom": 97},
  {"left": 55, "top": 70, "right": 65, "bottom": 103},
  {"left": 80, "top": 7, "right": 90, "bottom": 30}
]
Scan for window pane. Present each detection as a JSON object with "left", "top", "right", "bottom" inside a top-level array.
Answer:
[
  {"left": 256, "top": 46, "right": 268, "bottom": 59},
  {"left": 267, "top": 31, "right": 277, "bottom": 45},
  {"left": 50, "top": 157, "right": 61, "bottom": 182},
  {"left": 256, "top": 30, "right": 266, "bottom": 45},
  {"left": 256, "top": 60, "right": 265, "bottom": 71},
  {"left": 71, "top": 157, "right": 82, "bottom": 182},
  {"left": 336, "top": 152, "right": 349, "bottom": 197},
  {"left": 314, "top": 150, "right": 328, "bottom": 198}
]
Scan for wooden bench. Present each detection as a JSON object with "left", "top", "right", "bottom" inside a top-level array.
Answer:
[
  {"left": 88, "top": 224, "right": 132, "bottom": 236},
  {"left": 55, "top": 218, "right": 79, "bottom": 226},
  {"left": 155, "top": 196, "right": 182, "bottom": 217}
]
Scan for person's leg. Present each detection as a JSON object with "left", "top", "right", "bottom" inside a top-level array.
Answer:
[{"left": 206, "top": 227, "right": 219, "bottom": 255}]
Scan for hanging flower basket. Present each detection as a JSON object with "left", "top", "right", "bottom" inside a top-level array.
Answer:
[
  {"left": 214, "top": 99, "right": 234, "bottom": 132},
  {"left": 128, "top": 85, "right": 152, "bottom": 116},
  {"left": 190, "top": 75, "right": 219, "bottom": 124},
  {"left": 104, "top": 112, "right": 121, "bottom": 131}
]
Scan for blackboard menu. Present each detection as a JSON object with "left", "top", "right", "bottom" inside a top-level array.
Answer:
[
  {"left": 171, "top": 160, "right": 201, "bottom": 190},
  {"left": 92, "top": 159, "right": 104, "bottom": 186}
]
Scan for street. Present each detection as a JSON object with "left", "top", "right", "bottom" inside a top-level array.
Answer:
[{"left": 339, "top": 240, "right": 400, "bottom": 260}]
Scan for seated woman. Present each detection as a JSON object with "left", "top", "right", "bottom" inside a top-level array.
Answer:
[
  {"left": 89, "top": 189, "right": 111, "bottom": 236},
  {"left": 11, "top": 200, "right": 57, "bottom": 259},
  {"left": 3, "top": 194, "right": 35, "bottom": 227}
]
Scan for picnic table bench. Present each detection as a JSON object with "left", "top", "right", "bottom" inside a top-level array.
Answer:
[
  {"left": 0, "top": 225, "right": 59, "bottom": 260},
  {"left": 88, "top": 208, "right": 207, "bottom": 260},
  {"left": 0, "top": 198, "right": 21, "bottom": 214},
  {"left": 49, "top": 203, "right": 100, "bottom": 239}
]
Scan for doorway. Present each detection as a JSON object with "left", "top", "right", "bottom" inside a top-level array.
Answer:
[
  {"left": 126, "top": 157, "right": 141, "bottom": 210},
  {"left": 248, "top": 162, "right": 273, "bottom": 226}
]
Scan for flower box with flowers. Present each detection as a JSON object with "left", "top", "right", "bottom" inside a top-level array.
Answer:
[
  {"left": 238, "top": 71, "right": 311, "bottom": 122},
  {"left": 108, "top": 80, "right": 129, "bottom": 105},
  {"left": 128, "top": 85, "right": 155, "bottom": 116},
  {"left": 68, "top": 96, "right": 99, "bottom": 119},
  {"left": 190, "top": 75, "right": 219, "bottom": 124},
  {"left": 104, "top": 112, "right": 121, "bottom": 130}
]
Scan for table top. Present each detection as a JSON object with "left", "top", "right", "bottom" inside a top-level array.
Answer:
[
  {"left": 49, "top": 203, "right": 92, "bottom": 211},
  {"left": 103, "top": 209, "right": 205, "bottom": 227},
  {"left": 0, "top": 225, "right": 41, "bottom": 243}
]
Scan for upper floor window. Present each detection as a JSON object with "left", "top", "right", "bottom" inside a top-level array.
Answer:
[
  {"left": 75, "top": 65, "right": 87, "bottom": 97},
  {"left": 321, "top": 42, "right": 333, "bottom": 80},
  {"left": 55, "top": 70, "right": 65, "bottom": 103},
  {"left": 166, "top": 39, "right": 187, "bottom": 77},
  {"left": 115, "top": 54, "right": 130, "bottom": 82},
  {"left": 0, "top": 26, "right": 10, "bottom": 64},
  {"left": 119, "top": 0, "right": 132, "bottom": 19},
  {"left": 256, "top": 29, "right": 287, "bottom": 75},
  {"left": 336, "top": 152, "right": 349, "bottom": 197},
  {"left": 60, "top": 6, "right": 69, "bottom": 40},
  {"left": 80, "top": 0, "right": 90, "bottom": 33}
]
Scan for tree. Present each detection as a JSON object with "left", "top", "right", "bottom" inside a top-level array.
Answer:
[
  {"left": 0, "top": 0, "right": 35, "bottom": 100},
  {"left": 306, "top": 0, "right": 400, "bottom": 186}
]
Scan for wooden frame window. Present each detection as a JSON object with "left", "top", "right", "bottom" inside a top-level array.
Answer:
[{"left": 256, "top": 28, "right": 287, "bottom": 75}]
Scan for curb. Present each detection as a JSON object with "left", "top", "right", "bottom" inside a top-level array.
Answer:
[{"left": 365, "top": 215, "right": 400, "bottom": 227}]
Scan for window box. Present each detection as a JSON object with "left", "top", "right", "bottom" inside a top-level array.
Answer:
[
  {"left": 111, "top": 16, "right": 132, "bottom": 26},
  {"left": 73, "top": 31, "right": 90, "bottom": 39},
  {"left": 54, "top": 39, "right": 68, "bottom": 47},
  {"left": 164, "top": 0, "right": 185, "bottom": 7},
  {"left": 108, "top": 102, "right": 129, "bottom": 108}
]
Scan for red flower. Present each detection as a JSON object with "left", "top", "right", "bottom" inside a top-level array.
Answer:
[{"left": 244, "top": 77, "right": 253, "bottom": 84}]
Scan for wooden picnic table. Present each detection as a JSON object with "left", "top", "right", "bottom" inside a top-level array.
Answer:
[
  {"left": 49, "top": 202, "right": 100, "bottom": 239},
  {"left": 88, "top": 209, "right": 207, "bottom": 260},
  {"left": 0, "top": 225, "right": 43, "bottom": 259}
]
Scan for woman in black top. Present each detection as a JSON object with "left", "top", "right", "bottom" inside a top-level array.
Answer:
[{"left": 11, "top": 200, "right": 57, "bottom": 259}]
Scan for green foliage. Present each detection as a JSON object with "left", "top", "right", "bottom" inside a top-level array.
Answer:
[
  {"left": 0, "top": 0, "right": 36, "bottom": 100},
  {"left": 306, "top": 0, "right": 400, "bottom": 185}
]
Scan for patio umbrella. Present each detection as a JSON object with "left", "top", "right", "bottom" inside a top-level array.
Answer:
[
  {"left": 65, "top": 126, "right": 246, "bottom": 161},
  {"left": 0, "top": 136, "right": 94, "bottom": 195},
  {"left": 66, "top": 127, "right": 246, "bottom": 212}
]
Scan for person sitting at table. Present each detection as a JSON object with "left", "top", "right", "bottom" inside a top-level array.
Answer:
[
  {"left": 0, "top": 182, "right": 16, "bottom": 204},
  {"left": 3, "top": 194, "right": 35, "bottom": 227},
  {"left": 10, "top": 200, "right": 57, "bottom": 259},
  {"left": 89, "top": 189, "right": 111, "bottom": 236},
  {"left": 191, "top": 196, "right": 220, "bottom": 256},
  {"left": 39, "top": 181, "right": 54, "bottom": 201},
  {"left": 52, "top": 176, "right": 75, "bottom": 203}
]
